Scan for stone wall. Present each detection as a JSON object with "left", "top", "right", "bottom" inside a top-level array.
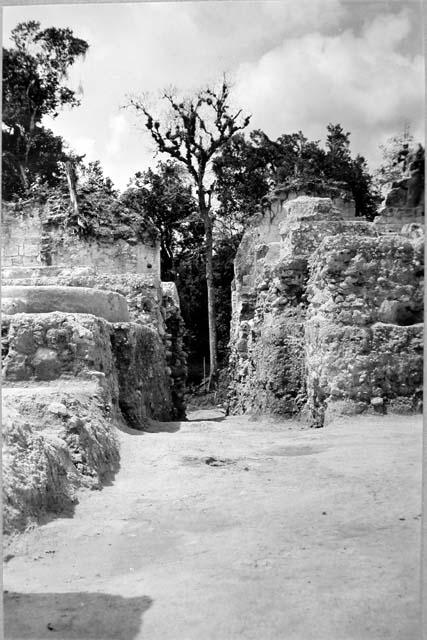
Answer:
[
  {"left": 2, "top": 205, "right": 187, "bottom": 532},
  {"left": 1, "top": 285, "right": 130, "bottom": 322},
  {"left": 1, "top": 270, "right": 186, "bottom": 418},
  {"left": 373, "top": 145, "right": 424, "bottom": 234},
  {"left": 2, "top": 312, "right": 120, "bottom": 391},
  {"left": 1, "top": 202, "right": 161, "bottom": 278},
  {"left": 305, "top": 235, "right": 423, "bottom": 423},
  {"left": 1, "top": 206, "right": 42, "bottom": 267},
  {"left": 227, "top": 195, "right": 423, "bottom": 424},
  {"left": 1, "top": 270, "right": 187, "bottom": 419}
]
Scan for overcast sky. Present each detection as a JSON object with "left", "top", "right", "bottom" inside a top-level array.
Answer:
[{"left": 3, "top": 0, "right": 425, "bottom": 191}]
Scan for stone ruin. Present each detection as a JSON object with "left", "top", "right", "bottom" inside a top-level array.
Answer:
[
  {"left": 374, "top": 144, "right": 424, "bottom": 235},
  {"left": 2, "top": 159, "right": 424, "bottom": 531},
  {"left": 227, "top": 182, "right": 424, "bottom": 425},
  {"left": 1, "top": 200, "right": 187, "bottom": 532}
]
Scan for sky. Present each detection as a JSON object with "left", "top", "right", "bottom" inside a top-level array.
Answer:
[{"left": 3, "top": 0, "right": 425, "bottom": 191}]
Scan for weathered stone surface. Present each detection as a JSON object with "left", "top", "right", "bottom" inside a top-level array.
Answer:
[
  {"left": 281, "top": 196, "right": 344, "bottom": 222},
  {"left": 305, "top": 318, "right": 423, "bottom": 425},
  {"left": 111, "top": 322, "right": 174, "bottom": 425},
  {"left": 1, "top": 271, "right": 187, "bottom": 421},
  {"left": 1, "top": 285, "right": 130, "bottom": 323},
  {"left": 228, "top": 194, "right": 423, "bottom": 425},
  {"left": 306, "top": 235, "right": 423, "bottom": 327},
  {"left": 373, "top": 146, "right": 424, "bottom": 233},
  {"left": 384, "top": 146, "right": 424, "bottom": 210},
  {"left": 2, "top": 380, "right": 120, "bottom": 534},
  {"left": 1, "top": 208, "right": 188, "bottom": 534},
  {"left": 1, "top": 310, "right": 177, "bottom": 423},
  {"left": 228, "top": 197, "right": 373, "bottom": 417},
  {"left": 1, "top": 288, "right": 183, "bottom": 532},
  {"left": 161, "top": 282, "right": 187, "bottom": 420},
  {"left": 2, "top": 312, "right": 120, "bottom": 397},
  {"left": 1, "top": 201, "right": 161, "bottom": 277},
  {"left": 2, "top": 270, "right": 170, "bottom": 329}
]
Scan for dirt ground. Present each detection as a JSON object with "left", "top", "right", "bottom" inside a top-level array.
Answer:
[{"left": 3, "top": 410, "right": 423, "bottom": 640}]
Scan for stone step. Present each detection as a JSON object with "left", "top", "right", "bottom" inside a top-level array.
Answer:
[
  {"left": 1, "top": 285, "right": 130, "bottom": 323},
  {"left": 1, "top": 265, "right": 96, "bottom": 281},
  {"left": 1, "top": 378, "right": 101, "bottom": 397}
]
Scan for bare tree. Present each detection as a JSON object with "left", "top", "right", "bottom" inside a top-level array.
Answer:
[{"left": 127, "top": 79, "right": 250, "bottom": 385}]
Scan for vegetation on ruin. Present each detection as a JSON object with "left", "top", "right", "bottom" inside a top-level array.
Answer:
[
  {"left": 2, "top": 20, "right": 425, "bottom": 385},
  {"left": 2, "top": 21, "right": 88, "bottom": 199},
  {"left": 213, "top": 124, "right": 380, "bottom": 221},
  {"left": 126, "top": 80, "right": 251, "bottom": 384}
]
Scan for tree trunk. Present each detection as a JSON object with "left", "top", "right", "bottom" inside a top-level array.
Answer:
[
  {"left": 200, "top": 195, "right": 218, "bottom": 387},
  {"left": 18, "top": 162, "right": 29, "bottom": 191},
  {"left": 19, "top": 111, "right": 36, "bottom": 192},
  {"left": 64, "top": 161, "right": 79, "bottom": 217}
]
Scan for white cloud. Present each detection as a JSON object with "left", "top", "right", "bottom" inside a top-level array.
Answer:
[
  {"left": 4, "top": 2, "right": 424, "bottom": 188},
  {"left": 232, "top": 10, "right": 424, "bottom": 168},
  {"left": 105, "top": 113, "right": 128, "bottom": 157}
]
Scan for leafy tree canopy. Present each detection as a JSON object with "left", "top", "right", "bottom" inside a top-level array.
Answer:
[
  {"left": 213, "top": 123, "right": 380, "bottom": 220},
  {"left": 2, "top": 20, "right": 88, "bottom": 198},
  {"left": 121, "top": 161, "right": 199, "bottom": 280}
]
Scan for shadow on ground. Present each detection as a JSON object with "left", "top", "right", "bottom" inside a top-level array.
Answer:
[
  {"left": 4, "top": 591, "right": 153, "bottom": 640},
  {"left": 30, "top": 457, "right": 121, "bottom": 532},
  {"left": 186, "top": 416, "right": 226, "bottom": 423},
  {"left": 143, "top": 421, "right": 182, "bottom": 433},
  {"left": 36, "top": 499, "right": 77, "bottom": 528},
  {"left": 141, "top": 414, "right": 226, "bottom": 431},
  {"left": 117, "top": 420, "right": 183, "bottom": 435}
]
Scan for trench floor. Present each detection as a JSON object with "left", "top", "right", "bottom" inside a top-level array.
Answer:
[{"left": 3, "top": 410, "right": 423, "bottom": 640}]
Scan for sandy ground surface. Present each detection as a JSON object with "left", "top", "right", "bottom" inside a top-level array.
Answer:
[{"left": 3, "top": 410, "right": 423, "bottom": 640}]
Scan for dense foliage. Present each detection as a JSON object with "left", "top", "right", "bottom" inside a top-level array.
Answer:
[
  {"left": 34, "top": 160, "right": 159, "bottom": 245},
  {"left": 121, "top": 161, "right": 234, "bottom": 376},
  {"left": 122, "top": 162, "right": 198, "bottom": 280},
  {"left": 214, "top": 124, "right": 380, "bottom": 221},
  {"left": 2, "top": 21, "right": 88, "bottom": 199}
]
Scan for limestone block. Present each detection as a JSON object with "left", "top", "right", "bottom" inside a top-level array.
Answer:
[
  {"left": 1, "top": 286, "right": 130, "bottom": 323},
  {"left": 110, "top": 322, "right": 174, "bottom": 425},
  {"left": 228, "top": 194, "right": 423, "bottom": 423},
  {"left": 0, "top": 271, "right": 187, "bottom": 421},
  {"left": 2, "top": 312, "right": 119, "bottom": 396},
  {"left": 282, "top": 196, "right": 343, "bottom": 222}
]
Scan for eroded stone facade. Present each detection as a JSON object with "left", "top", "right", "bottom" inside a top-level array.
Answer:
[
  {"left": 1, "top": 202, "right": 160, "bottom": 276},
  {"left": 1, "top": 204, "right": 187, "bottom": 533},
  {"left": 228, "top": 194, "right": 423, "bottom": 425}
]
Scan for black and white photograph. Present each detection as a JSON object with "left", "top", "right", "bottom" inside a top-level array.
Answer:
[{"left": 1, "top": 0, "right": 425, "bottom": 638}]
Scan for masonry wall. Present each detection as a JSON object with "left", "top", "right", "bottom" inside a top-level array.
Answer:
[
  {"left": 1, "top": 269, "right": 187, "bottom": 421},
  {"left": 1, "top": 203, "right": 161, "bottom": 278},
  {"left": 305, "top": 235, "right": 423, "bottom": 423},
  {"left": 1, "top": 206, "right": 42, "bottom": 267},
  {"left": 227, "top": 195, "right": 424, "bottom": 424},
  {"left": 1, "top": 202, "right": 187, "bottom": 533}
]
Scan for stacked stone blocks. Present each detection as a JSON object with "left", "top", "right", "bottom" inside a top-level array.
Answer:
[
  {"left": 228, "top": 194, "right": 423, "bottom": 425},
  {"left": 1, "top": 200, "right": 187, "bottom": 532}
]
